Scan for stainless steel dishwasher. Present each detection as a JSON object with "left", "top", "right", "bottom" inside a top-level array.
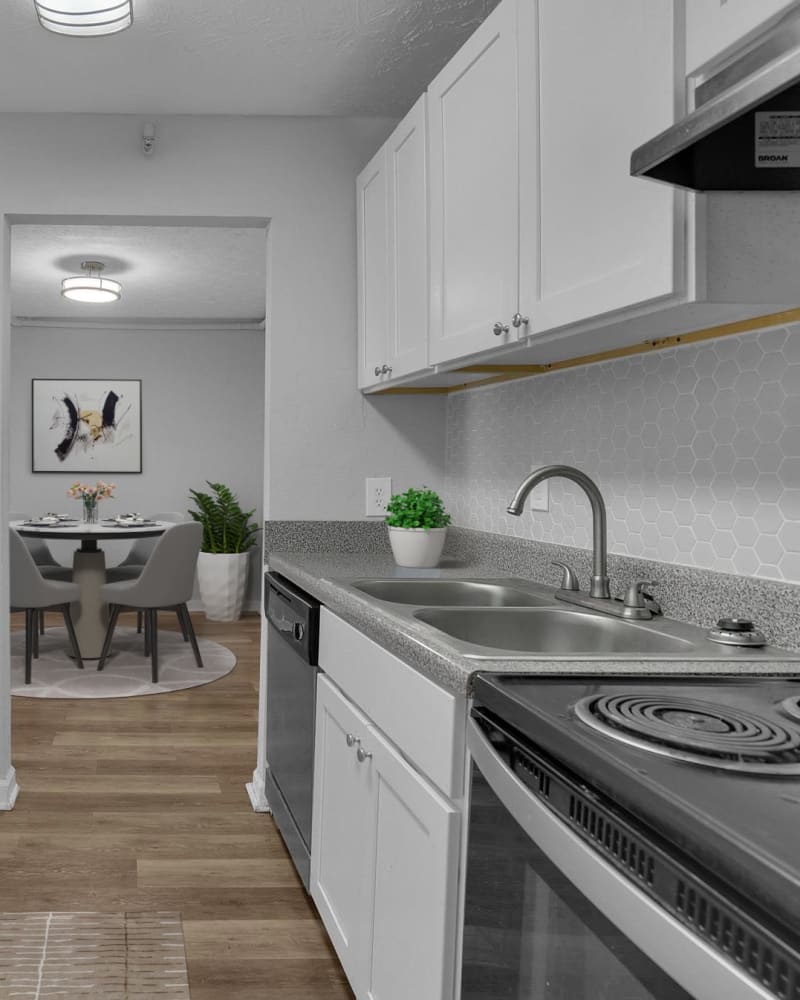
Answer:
[{"left": 263, "top": 571, "right": 320, "bottom": 890}]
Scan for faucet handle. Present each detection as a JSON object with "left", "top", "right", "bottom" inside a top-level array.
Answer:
[
  {"left": 623, "top": 580, "right": 661, "bottom": 614},
  {"left": 551, "top": 561, "right": 580, "bottom": 592}
]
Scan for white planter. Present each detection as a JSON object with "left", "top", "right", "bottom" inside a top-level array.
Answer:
[
  {"left": 388, "top": 526, "right": 447, "bottom": 568},
  {"left": 196, "top": 551, "right": 250, "bottom": 622}
]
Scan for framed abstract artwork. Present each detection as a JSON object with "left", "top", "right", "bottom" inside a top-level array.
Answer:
[{"left": 31, "top": 379, "right": 142, "bottom": 473}]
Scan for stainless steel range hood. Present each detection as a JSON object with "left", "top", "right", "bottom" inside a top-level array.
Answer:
[{"left": 632, "top": 13, "right": 800, "bottom": 191}]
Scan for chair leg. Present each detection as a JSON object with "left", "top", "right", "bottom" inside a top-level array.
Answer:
[
  {"left": 176, "top": 606, "right": 189, "bottom": 642},
  {"left": 149, "top": 609, "right": 159, "bottom": 683},
  {"left": 137, "top": 610, "right": 143, "bottom": 634},
  {"left": 61, "top": 604, "right": 84, "bottom": 670},
  {"left": 97, "top": 604, "right": 121, "bottom": 671},
  {"left": 39, "top": 610, "right": 45, "bottom": 635},
  {"left": 143, "top": 612, "right": 150, "bottom": 657},
  {"left": 24, "top": 609, "right": 35, "bottom": 685},
  {"left": 178, "top": 604, "right": 204, "bottom": 669},
  {"left": 33, "top": 613, "right": 40, "bottom": 659}
]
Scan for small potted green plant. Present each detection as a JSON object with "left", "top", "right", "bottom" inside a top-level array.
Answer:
[
  {"left": 188, "top": 481, "right": 260, "bottom": 621},
  {"left": 385, "top": 486, "right": 451, "bottom": 568}
]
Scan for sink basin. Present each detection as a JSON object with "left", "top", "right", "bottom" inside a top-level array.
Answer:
[
  {"left": 350, "top": 578, "right": 555, "bottom": 608},
  {"left": 413, "top": 607, "right": 696, "bottom": 658}
]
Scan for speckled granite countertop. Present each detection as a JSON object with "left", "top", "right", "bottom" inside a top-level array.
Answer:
[{"left": 267, "top": 551, "right": 800, "bottom": 696}]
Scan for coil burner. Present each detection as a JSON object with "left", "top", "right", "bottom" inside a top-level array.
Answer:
[
  {"left": 779, "top": 696, "right": 800, "bottom": 724},
  {"left": 573, "top": 693, "right": 800, "bottom": 774}
]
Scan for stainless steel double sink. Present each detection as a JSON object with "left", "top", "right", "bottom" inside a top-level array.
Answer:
[{"left": 345, "top": 577, "right": 793, "bottom": 661}]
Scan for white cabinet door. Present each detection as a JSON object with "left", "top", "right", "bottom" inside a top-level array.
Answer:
[
  {"left": 310, "top": 676, "right": 373, "bottom": 993},
  {"left": 363, "top": 722, "right": 460, "bottom": 1000},
  {"left": 686, "top": 0, "right": 800, "bottom": 74},
  {"left": 311, "top": 674, "right": 461, "bottom": 1000},
  {"left": 357, "top": 146, "right": 390, "bottom": 389},
  {"left": 428, "top": 0, "right": 521, "bottom": 365},
  {"left": 387, "top": 94, "right": 429, "bottom": 379},
  {"left": 521, "top": 0, "right": 680, "bottom": 336}
]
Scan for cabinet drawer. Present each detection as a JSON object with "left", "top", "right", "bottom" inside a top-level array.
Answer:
[{"left": 318, "top": 608, "right": 466, "bottom": 799}]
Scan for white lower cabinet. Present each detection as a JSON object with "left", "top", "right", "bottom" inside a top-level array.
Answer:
[{"left": 311, "top": 674, "right": 461, "bottom": 1000}]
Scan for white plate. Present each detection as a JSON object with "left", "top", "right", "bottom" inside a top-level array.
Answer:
[{"left": 106, "top": 519, "right": 156, "bottom": 527}]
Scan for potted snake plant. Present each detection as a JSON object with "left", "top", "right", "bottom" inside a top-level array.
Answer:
[
  {"left": 188, "top": 481, "right": 260, "bottom": 621},
  {"left": 385, "top": 486, "right": 451, "bottom": 568}
]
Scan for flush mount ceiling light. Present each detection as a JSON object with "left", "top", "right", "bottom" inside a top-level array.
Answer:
[
  {"left": 34, "top": 1, "right": 133, "bottom": 37},
  {"left": 61, "top": 261, "right": 122, "bottom": 303}
]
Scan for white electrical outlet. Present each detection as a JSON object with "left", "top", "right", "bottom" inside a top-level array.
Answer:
[
  {"left": 365, "top": 477, "right": 392, "bottom": 517},
  {"left": 528, "top": 476, "right": 550, "bottom": 512}
]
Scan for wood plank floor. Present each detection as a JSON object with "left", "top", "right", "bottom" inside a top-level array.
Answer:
[{"left": 3, "top": 611, "right": 354, "bottom": 1000}]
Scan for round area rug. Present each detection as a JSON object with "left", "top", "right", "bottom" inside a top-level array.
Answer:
[{"left": 10, "top": 626, "right": 236, "bottom": 699}]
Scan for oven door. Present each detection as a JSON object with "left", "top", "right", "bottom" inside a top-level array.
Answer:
[{"left": 462, "top": 717, "right": 770, "bottom": 1000}]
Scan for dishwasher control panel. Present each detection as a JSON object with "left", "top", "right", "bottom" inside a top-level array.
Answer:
[{"left": 265, "top": 571, "right": 320, "bottom": 664}]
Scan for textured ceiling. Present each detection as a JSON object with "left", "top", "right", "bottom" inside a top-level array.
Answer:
[
  {"left": 0, "top": 0, "right": 500, "bottom": 116},
  {"left": 11, "top": 225, "right": 268, "bottom": 327}
]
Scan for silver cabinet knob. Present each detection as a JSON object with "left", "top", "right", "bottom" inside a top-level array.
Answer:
[
  {"left": 356, "top": 746, "right": 372, "bottom": 763},
  {"left": 346, "top": 733, "right": 361, "bottom": 748},
  {"left": 381, "top": 364, "right": 393, "bottom": 375},
  {"left": 512, "top": 313, "right": 530, "bottom": 329},
  {"left": 374, "top": 366, "right": 382, "bottom": 377},
  {"left": 493, "top": 322, "right": 510, "bottom": 336}
]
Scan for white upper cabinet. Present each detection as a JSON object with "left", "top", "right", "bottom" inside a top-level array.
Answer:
[
  {"left": 387, "top": 95, "right": 429, "bottom": 380},
  {"left": 428, "top": 0, "right": 682, "bottom": 368},
  {"left": 357, "top": 97, "right": 429, "bottom": 389},
  {"left": 357, "top": 145, "right": 390, "bottom": 389},
  {"left": 428, "top": 0, "right": 523, "bottom": 365},
  {"left": 358, "top": 0, "right": 800, "bottom": 391},
  {"left": 522, "top": 0, "right": 680, "bottom": 334},
  {"left": 686, "top": 0, "right": 800, "bottom": 75}
]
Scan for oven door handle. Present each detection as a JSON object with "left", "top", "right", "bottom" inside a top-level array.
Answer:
[{"left": 466, "top": 717, "right": 771, "bottom": 1000}]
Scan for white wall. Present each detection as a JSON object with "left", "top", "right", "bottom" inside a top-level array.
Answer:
[
  {"left": 445, "top": 323, "right": 800, "bottom": 583},
  {"left": 0, "top": 112, "right": 449, "bottom": 808},
  {"left": 9, "top": 324, "right": 266, "bottom": 603},
  {"left": 0, "top": 112, "right": 446, "bottom": 511}
]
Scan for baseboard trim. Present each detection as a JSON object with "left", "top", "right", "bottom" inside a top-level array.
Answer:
[
  {"left": 0, "top": 767, "right": 19, "bottom": 810},
  {"left": 246, "top": 771, "right": 271, "bottom": 813}
]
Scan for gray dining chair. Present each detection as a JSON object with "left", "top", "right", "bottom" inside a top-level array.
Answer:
[
  {"left": 105, "top": 512, "right": 186, "bottom": 635},
  {"left": 10, "top": 513, "right": 74, "bottom": 635},
  {"left": 97, "top": 521, "right": 204, "bottom": 683},
  {"left": 9, "top": 529, "right": 84, "bottom": 684},
  {"left": 105, "top": 511, "right": 186, "bottom": 582},
  {"left": 10, "top": 512, "right": 72, "bottom": 577}
]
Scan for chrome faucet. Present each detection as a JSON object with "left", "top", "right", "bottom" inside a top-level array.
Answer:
[
  {"left": 507, "top": 464, "right": 661, "bottom": 620},
  {"left": 507, "top": 464, "right": 611, "bottom": 599}
]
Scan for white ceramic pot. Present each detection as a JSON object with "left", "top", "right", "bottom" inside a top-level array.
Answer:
[
  {"left": 388, "top": 526, "right": 447, "bottom": 568},
  {"left": 196, "top": 551, "right": 250, "bottom": 621}
]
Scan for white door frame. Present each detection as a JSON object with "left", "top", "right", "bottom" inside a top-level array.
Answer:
[{"left": 0, "top": 211, "right": 272, "bottom": 811}]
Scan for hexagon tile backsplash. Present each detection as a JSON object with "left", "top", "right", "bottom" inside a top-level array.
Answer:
[{"left": 444, "top": 323, "right": 800, "bottom": 584}]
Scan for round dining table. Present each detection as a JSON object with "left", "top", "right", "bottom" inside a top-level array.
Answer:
[{"left": 12, "top": 520, "right": 169, "bottom": 659}]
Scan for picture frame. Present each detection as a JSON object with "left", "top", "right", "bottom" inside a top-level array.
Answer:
[{"left": 31, "top": 378, "right": 142, "bottom": 474}]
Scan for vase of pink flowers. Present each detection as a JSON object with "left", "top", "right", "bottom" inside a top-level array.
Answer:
[{"left": 67, "top": 480, "right": 116, "bottom": 523}]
